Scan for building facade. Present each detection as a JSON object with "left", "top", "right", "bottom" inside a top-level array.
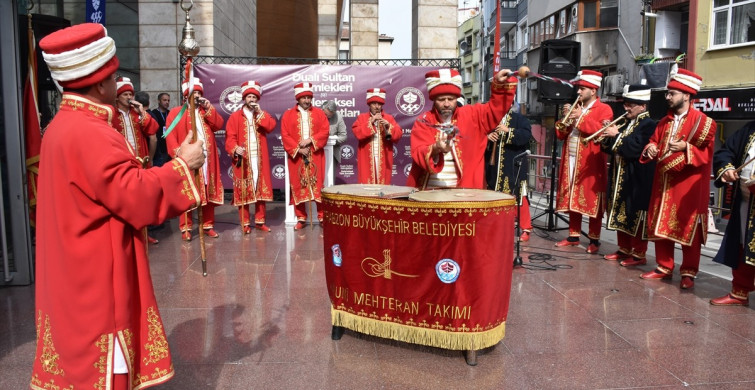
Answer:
[{"left": 458, "top": 12, "right": 482, "bottom": 103}]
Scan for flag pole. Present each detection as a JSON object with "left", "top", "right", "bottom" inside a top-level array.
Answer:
[{"left": 178, "top": 0, "right": 208, "bottom": 276}]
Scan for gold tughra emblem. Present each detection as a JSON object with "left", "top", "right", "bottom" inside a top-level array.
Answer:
[{"left": 361, "top": 249, "right": 419, "bottom": 279}]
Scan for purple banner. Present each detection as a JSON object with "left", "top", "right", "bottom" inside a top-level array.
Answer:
[{"left": 195, "top": 64, "right": 437, "bottom": 190}]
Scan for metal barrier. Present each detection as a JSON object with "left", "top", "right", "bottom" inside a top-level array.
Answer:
[{"left": 521, "top": 153, "right": 728, "bottom": 235}]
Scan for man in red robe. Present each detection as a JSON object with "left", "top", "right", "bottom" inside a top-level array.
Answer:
[
  {"left": 553, "top": 69, "right": 613, "bottom": 254},
  {"left": 351, "top": 88, "right": 402, "bottom": 184},
  {"left": 639, "top": 68, "right": 716, "bottom": 290},
  {"left": 225, "top": 80, "right": 276, "bottom": 233},
  {"left": 166, "top": 77, "right": 225, "bottom": 241},
  {"left": 114, "top": 77, "right": 158, "bottom": 168},
  {"left": 280, "top": 82, "right": 330, "bottom": 230},
  {"left": 33, "top": 23, "right": 206, "bottom": 390},
  {"left": 113, "top": 77, "right": 160, "bottom": 244},
  {"left": 407, "top": 68, "right": 517, "bottom": 190}
]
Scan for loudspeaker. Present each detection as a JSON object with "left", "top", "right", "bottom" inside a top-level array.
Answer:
[
  {"left": 537, "top": 39, "right": 580, "bottom": 103},
  {"left": 18, "top": 14, "right": 70, "bottom": 128},
  {"left": 19, "top": 14, "right": 71, "bottom": 90}
]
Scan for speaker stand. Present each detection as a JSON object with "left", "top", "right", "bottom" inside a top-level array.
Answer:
[{"left": 533, "top": 103, "right": 569, "bottom": 231}]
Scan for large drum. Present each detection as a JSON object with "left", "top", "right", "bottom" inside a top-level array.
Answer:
[
  {"left": 409, "top": 188, "right": 513, "bottom": 202},
  {"left": 322, "top": 184, "right": 417, "bottom": 199},
  {"left": 322, "top": 185, "right": 516, "bottom": 365}
]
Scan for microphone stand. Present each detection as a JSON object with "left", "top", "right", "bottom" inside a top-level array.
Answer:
[{"left": 513, "top": 154, "right": 525, "bottom": 267}]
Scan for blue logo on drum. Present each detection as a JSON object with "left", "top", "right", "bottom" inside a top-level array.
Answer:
[
  {"left": 332, "top": 244, "right": 343, "bottom": 267},
  {"left": 435, "top": 259, "right": 460, "bottom": 283}
]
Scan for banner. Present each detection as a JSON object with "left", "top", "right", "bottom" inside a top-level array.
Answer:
[
  {"left": 321, "top": 192, "right": 515, "bottom": 350},
  {"left": 86, "top": 0, "right": 106, "bottom": 24},
  {"left": 24, "top": 17, "right": 41, "bottom": 228},
  {"left": 493, "top": 1, "right": 501, "bottom": 72},
  {"left": 195, "top": 64, "right": 437, "bottom": 190}
]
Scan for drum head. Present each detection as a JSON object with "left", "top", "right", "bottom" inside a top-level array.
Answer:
[
  {"left": 322, "top": 184, "right": 417, "bottom": 198},
  {"left": 408, "top": 188, "right": 512, "bottom": 202}
]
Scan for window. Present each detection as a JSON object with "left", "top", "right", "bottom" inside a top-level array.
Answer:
[
  {"left": 712, "top": 0, "right": 755, "bottom": 47},
  {"left": 580, "top": 0, "right": 618, "bottom": 30},
  {"left": 540, "top": 20, "right": 545, "bottom": 42},
  {"left": 556, "top": 9, "right": 567, "bottom": 38},
  {"left": 600, "top": 0, "right": 618, "bottom": 28},
  {"left": 583, "top": 1, "right": 597, "bottom": 28},
  {"left": 338, "top": 50, "right": 349, "bottom": 60},
  {"left": 546, "top": 15, "right": 556, "bottom": 40}
]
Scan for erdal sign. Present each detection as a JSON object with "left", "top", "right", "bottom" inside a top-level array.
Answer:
[
  {"left": 693, "top": 97, "right": 731, "bottom": 112},
  {"left": 691, "top": 88, "right": 755, "bottom": 120}
]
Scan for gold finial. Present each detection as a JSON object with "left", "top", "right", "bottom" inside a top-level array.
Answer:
[{"left": 178, "top": 0, "right": 200, "bottom": 57}]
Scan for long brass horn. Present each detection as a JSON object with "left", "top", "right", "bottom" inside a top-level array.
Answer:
[
  {"left": 554, "top": 95, "right": 581, "bottom": 132},
  {"left": 582, "top": 112, "right": 629, "bottom": 144}
]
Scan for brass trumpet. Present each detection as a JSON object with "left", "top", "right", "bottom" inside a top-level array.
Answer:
[
  {"left": 582, "top": 112, "right": 629, "bottom": 144},
  {"left": 554, "top": 96, "right": 582, "bottom": 132}
]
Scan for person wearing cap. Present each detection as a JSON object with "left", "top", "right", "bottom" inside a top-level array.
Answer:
[
  {"left": 280, "top": 82, "right": 330, "bottom": 230},
  {"left": 710, "top": 120, "right": 755, "bottom": 305},
  {"left": 32, "top": 23, "right": 206, "bottom": 390},
  {"left": 113, "top": 77, "right": 158, "bottom": 169},
  {"left": 484, "top": 102, "right": 534, "bottom": 241},
  {"left": 166, "top": 77, "right": 225, "bottom": 241},
  {"left": 639, "top": 68, "right": 717, "bottom": 289},
  {"left": 113, "top": 77, "right": 160, "bottom": 244},
  {"left": 352, "top": 88, "right": 402, "bottom": 184},
  {"left": 598, "top": 84, "right": 657, "bottom": 266},
  {"left": 321, "top": 100, "right": 348, "bottom": 167},
  {"left": 225, "top": 81, "right": 277, "bottom": 233},
  {"left": 553, "top": 69, "right": 614, "bottom": 254},
  {"left": 407, "top": 68, "right": 518, "bottom": 190}
]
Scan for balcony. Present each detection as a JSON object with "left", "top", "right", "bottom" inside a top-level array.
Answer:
[
  {"left": 652, "top": 0, "right": 689, "bottom": 10},
  {"left": 648, "top": 54, "right": 687, "bottom": 69},
  {"left": 487, "top": 3, "right": 518, "bottom": 35}
]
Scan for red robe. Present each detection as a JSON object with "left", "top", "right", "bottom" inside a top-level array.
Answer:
[
  {"left": 640, "top": 107, "right": 716, "bottom": 245},
  {"left": 165, "top": 103, "right": 225, "bottom": 205},
  {"left": 407, "top": 76, "right": 517, "bottom": 190},
  {"left": 113, "top": 107, "right": 158, "bottom": 167},
  {"left": 554, "top": 98, "right": 613, "bottom": 217},
  {"left": 352, "top": 111, "right": 402, "bottom": 184},
  {"left": 280, "top": 104, "right": 330, "bottom": 204},
  {"left": 224, "top": 107, "right": 276, "bottom": 205},
  {"left": 32, "top": 93, "right": 201, "bottom": 390}
]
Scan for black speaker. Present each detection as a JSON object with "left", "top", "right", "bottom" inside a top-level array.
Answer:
[
  {"left": 537, "top": 39, "right": 581, "bottom": 103},
  {"left": 19, "top": 14, "right": 71, "bottom": 90},
  {"left": 18, "top": 14, "right": 70, "bottom": 128}
]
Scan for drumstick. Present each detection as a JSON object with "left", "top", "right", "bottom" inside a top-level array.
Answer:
[{"left": 735, "top": 156, "right": 755, "bottom": 173}]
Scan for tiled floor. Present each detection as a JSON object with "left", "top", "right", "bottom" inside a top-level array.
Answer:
[{"left": 3, "top": 203, "right": 755, "bottom": 389}]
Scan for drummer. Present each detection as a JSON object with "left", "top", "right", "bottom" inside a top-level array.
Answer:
[{"left": 407, "top": 69, "right": 519, "bottom": 190}]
